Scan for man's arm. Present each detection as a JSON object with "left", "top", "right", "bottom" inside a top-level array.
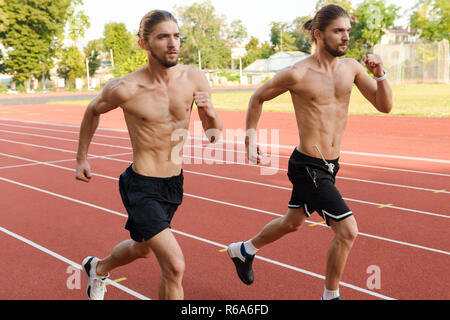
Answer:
[
  {"left": 192, "top": 68, "right": 222, "bottom": 143},
  {"left": 246, "top": 67, "right": 298, "bottom": 163},
  {"left": 75, "top": 79, "right": 130, "bottom": 182},
  {"left": 354, "top": 55, "right": 393, "bottom": 113}
]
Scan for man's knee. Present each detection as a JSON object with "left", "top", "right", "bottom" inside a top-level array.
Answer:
[
  {"left": 282, "top": 208, "right": 306, "bottom": 232},
  {"left": 337, "top": 219, "right": 358, "bottom": 245},
  {"left": 333, "top": 217, "right": 358, "bottom": 246},
  {"left": 281, "top": 217, "right": 302, "bottom": 232},
  {"left": 162, "top": 258, "right": 185, "bottom": 281}
]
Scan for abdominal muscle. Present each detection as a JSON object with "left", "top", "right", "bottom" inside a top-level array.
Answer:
[
  {"left": 294, "top": 101, "right": 349, "bottom": 161},
  {"left": 125, "top": 114, "right": 189, "bottom": 178}
]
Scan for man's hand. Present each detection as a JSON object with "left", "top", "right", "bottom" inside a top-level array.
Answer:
[
  {"left": 245, "top": 134, "right": 263, "bottom": 164},
  {"left": 76, "top": 160, "right": 92, "bottom": 182},
  {"left": 363, "top": 54, "right": 384, "bottom": 78},
  {"left": 194, "top": 91, "right": 216, "bottom": 119}
]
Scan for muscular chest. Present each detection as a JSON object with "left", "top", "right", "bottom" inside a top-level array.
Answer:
[
  {"left": 124, "top": 83, "right": 194, "bottom": 123},
  {"left": 298, "top": 69, "right": 354, "bottom": 105}
]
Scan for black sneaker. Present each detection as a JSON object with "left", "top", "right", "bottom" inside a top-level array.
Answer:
[
  {"left": 227, "top": 242, "right": 255, "bottom": 285},
  {"left": 321, "top": 296, "right": 342, "bottom": 300}
]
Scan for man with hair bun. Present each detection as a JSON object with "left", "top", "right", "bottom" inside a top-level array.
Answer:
[
  {"left": 76, "top": 9, "right": 222, "bottom": 300},
  {"left": 227, "top": 4, "right": 392, "bottom": 300}
]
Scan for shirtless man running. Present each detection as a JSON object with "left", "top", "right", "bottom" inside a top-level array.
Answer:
[
  {"left": 75, "top": 10, "right": 222, "bottom": 300},
  {"left": 227, "top": 4, "right": 392, "bottom": 300}
]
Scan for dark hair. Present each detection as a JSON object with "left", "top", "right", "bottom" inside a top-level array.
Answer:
[
  {"left": 138, "top": 10, "right": 178, "bottom": 41},
  {"left": 302, "top": 5, "right": 350, "bottom": 43}
]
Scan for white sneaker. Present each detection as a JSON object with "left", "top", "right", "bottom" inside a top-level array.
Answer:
[{"left": 82, "top": 256, "right": 109, "bottom": 300}]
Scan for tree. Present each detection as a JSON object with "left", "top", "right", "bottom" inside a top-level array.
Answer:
[
  {"left": 176, "top": 1, "right": 231, "bottom": 69},
  {"left": 0, "top": 0, "right": 7, "bottom": 34},
  {"left": 229, "top": 19, "right": 248, "bottom": 44},
  {"left": 315, "top": 0, "right": 353, "bottom": 13},
  {"left": 84, "top": 39, "right": 103, "bottom": 77},
  {"left": 57, "top": 46, "right": 85, "bottom": 86},
  {"left": 115, "top": 50, "right": 148, "bottom": 77},
  {"left": 290, "top": 16, "right": 312, "bottom": 53},
  {"left": 66, "top": 0, "right": 90, "bottom": 43},
  {"left": 0, "top": 0, "right": 79, "bottom": 88},
  {"left": 241, "top": 37, "right": 274, "bottom": 68},
  {"left": 103, "top": 22, "right": 133, "bottom": 71},
  {"left": 410, "top": 0, "right": 450, "bottom": 41},
  {"left": 346, "top": 0, "right": 399, "bottom": 60},
  {"left": 270, "top": 22, "right": 297, "bottom": 52}
]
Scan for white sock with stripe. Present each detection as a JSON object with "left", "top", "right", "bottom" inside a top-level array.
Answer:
[{"left": 322, "top": 286, "right": 340, "bottom": 300}]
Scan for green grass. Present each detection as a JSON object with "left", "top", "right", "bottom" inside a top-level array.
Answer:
[{"left": 47, "top": 83, "right": 450, "bottom": 117}]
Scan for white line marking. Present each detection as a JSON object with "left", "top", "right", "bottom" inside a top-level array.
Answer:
[
  {"left": 0, "top": 226, "right": 150, "bottom": 300},
  {"left": 0, "top": 138, "right": 448, "bottom": 219},
  {"left": 1, "top": 118, "right": 449, "bottom": 164},
  {"left": 0, "top": 178, "right": 395, "bottom": 300},
  {"left": 0, "top": 157, "right": 448, "bottom": 256},
  {"left": 1, "top": 129, "right": 448, "bottom": 194},
  {"left": 0, "top": 129, "right": 130, "bottom": 150}
]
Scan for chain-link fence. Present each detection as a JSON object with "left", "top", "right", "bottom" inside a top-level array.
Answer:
[{"left": 374, "top": 39, "right": 449, "bottom": 84}]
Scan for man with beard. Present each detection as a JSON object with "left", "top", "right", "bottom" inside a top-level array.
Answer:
[
  {"left": 227, "top": 5, "right": 392, "bottom": 300},
  {"left": 76, "top": 10, "right": 222, "bottom": 300}
]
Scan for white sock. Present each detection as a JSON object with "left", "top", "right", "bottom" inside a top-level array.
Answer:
[
  {"left": 243, "top": 240, "right": 258, "bottom": 256},
  {"left": 322, "top": 287, "right": 340, "bottom": 300}
]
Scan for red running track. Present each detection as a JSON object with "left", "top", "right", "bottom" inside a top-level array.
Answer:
[{"left": 0, "top": 103, "right": 449, "bottom": 300}]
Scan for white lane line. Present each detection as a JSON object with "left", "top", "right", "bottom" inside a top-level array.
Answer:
[
  {"left": 0, "top": 138, "right": 448, "bottom": 220},
  {"left": 1, "top": 118, "right": 449, "bottom": 164},
  {"left": 0, "top": 178, "right": 395, "bottom": 300},
  {"left": 3, "top": 122, "right": 450, "bottom": 177},
  {"left": 0, "top": 129, "right": 130, "bottom": 150},
  {"left": 0, "top": 152, "right": 132, "bottom": 170},
  {"left": 0, "top": 122, "right": 130, "bottom": 140},
  {"left": 1, "top": 130, "right": 448, "bottom": 195},
  {"left": 0, "top": 226, "right": 150, "bottom": 300},
  {"left": 1, "top": 154, "right": 448, "bottom": 256}
]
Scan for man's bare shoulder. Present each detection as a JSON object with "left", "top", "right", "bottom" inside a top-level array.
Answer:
[
  {"left": 339, "top": 58, "right": 364, "bottom": 70},
  {"left": 284, "top": 57, "right": 314, "bottom": 82},
  {"left": 102, "top": 69, "right": 145, "bottom": 106},
  {"left": 184, "top": 65, "right": 210, "bottom": 90}
]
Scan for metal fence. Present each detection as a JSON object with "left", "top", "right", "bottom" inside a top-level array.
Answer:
[{"left": 374, "top": 39, "right": 449, "bottom": 84}]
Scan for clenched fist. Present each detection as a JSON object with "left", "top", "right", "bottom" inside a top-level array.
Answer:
[
  {"left": 363, "top": 54, "right": 384, "bottom": 78},
  {"left": 194, "top": 91, "right": 216, "bottom": 119}
]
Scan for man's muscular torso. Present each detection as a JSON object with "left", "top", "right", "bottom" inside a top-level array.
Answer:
[{"left": 112, "top": 65, "right": 198, "bottom": 177}]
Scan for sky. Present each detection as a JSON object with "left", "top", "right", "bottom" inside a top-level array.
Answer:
[{"left": 80, "top": 0, "right": 417, "bottom": 44}]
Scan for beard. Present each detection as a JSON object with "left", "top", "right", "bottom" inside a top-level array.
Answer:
[
  {"left": 323, "top": 38, "right": 348, "bottom": 57},
  {"left": 149, "top": 47, "right": 178, "bottom": 68}
]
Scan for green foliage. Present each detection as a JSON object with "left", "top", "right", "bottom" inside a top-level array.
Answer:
[
  {"left": 346, "top": 0, "right": 400, "bottom": 60},
  {"left": 241, "top": 37, "right": 274, "bottom": 68},
  {"left": 176, "top": 1, "right": 231, "bottom": 69},
  {"left": 67, "top": 0, "right": 90, "bottom": 42},
  {"left": 229, "top": 20, "right": 248, "bottom": 44},
  {"left": 114, "top": 50, "right": 148, "bottom": 77},
  {"left": 410, "top": 0, "right": 450, "bottom": 41},
  {"left": 290, "top": 16, "right": 312, "bottom": 53},
  {"left": 57, "top": 46, "right": 85, "bottom": 85},
  {"left": 0, "top": 0, "right": 7, "bottom": 33},
  {"left": 0, "top": 82, "right": 7, "bottom": 93},
  {"left": 84, "top": 39, "right": 104, "bottom": 77},
  {"left": 270, "top": 22, "right": 297, "bottom": 52},
  {"left": 0, "top": 0, "right": 82, "bottom": 86},
  {"left": 103, "top": 22, "right": 133, "bottom": 69},
  {"left": 315, "top": 0, "right": 353, "bottom": 13}
]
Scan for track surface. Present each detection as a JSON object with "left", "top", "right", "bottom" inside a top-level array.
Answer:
[{"left": 0, "top": 100, "right": 449, "bottom": 300}]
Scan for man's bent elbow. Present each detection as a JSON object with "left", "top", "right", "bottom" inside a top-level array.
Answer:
[{"left": 381, "top": 103, "right": 393, "bottom": 114}]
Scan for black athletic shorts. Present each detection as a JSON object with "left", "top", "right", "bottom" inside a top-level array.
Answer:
[
  {"left": 119, "top": 165, "right": 183, "bottom": 242},
  {"left": 287, "top": 148, "right": 352, "bottom": 225}
]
